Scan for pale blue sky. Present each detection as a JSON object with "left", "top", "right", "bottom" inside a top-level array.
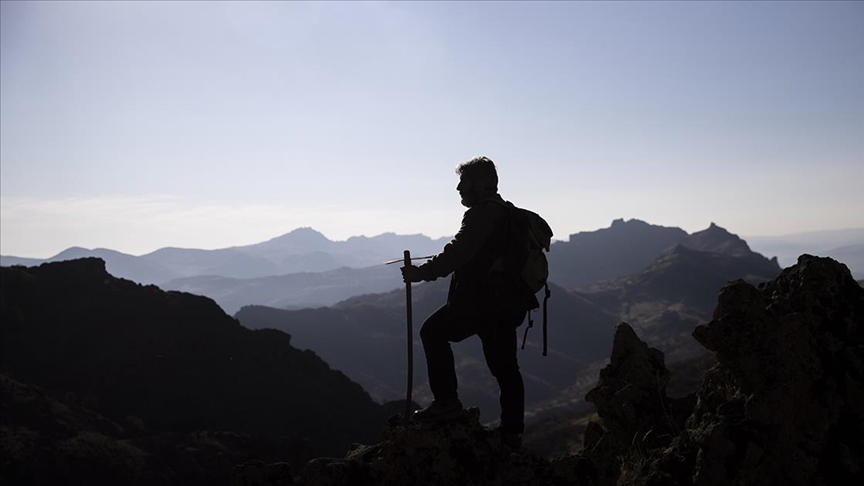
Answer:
[{"left": 1, "top": 1, "right": 862, "bottom": 258}]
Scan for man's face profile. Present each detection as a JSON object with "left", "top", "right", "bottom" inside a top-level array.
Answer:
[{"left": 457, "top": 174, "right": 479, "bottom": 208}]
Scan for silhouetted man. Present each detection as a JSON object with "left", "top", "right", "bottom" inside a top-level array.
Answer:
[{"left": 401, "top": 156, "right": 536, "bottom": 449}]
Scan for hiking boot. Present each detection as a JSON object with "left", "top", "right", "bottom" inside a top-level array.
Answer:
[{"left": 413, "top": 398, "right": 463, "bottom": 423}]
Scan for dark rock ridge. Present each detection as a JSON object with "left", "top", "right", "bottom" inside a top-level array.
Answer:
[
  {"left": 678, "top": 254, "right": 863, "bottom": 485},
  {"left": 232, "top": 254, "right": 862, "bottom": 485},
  {"left": 585, "top": 254, "right": 863, "bottom": 485},
  {"left": 550, "top": 219, "right": 689, "bottom": 288},
  {"left": 0, "top": 258, "right": 395, "bottom": 482}
]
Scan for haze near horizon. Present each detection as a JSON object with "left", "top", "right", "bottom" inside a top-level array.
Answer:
[{"left": 1, "top": 1, "right": 862, "bottom": 258}]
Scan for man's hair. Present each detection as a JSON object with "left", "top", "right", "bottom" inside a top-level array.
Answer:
[{"left": 456, "top": 156, "right": 498, "bottom": 191}]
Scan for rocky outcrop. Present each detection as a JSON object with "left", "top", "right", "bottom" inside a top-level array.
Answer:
[
  {"left": 581, "top": 323, "right": 696, "bottom": 483},
  {"left": 232, "top": 409, "right": 586, "bottom": 486},
  {"left": 631, "top": 254, "right": 864, "bottom": 485}
]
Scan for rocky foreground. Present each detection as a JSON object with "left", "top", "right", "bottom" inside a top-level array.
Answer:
[{"left": 231, "top": 255, "right": 863, "bottom": 486}]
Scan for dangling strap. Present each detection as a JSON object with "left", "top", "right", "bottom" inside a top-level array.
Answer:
[
  {"left": 542, "top": 283, "right": 550, "bottom": 357},
  {"left": 521, "top": 310, "right": 533, "bottom": 350}
]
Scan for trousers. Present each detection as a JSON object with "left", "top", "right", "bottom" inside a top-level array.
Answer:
[{"left": 420, "top": 304, "right": 526, "bottom": 434}]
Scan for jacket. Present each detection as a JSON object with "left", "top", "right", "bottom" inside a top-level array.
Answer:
[{"left": 417, "top": 194, "right": 532, "bottom": 316}]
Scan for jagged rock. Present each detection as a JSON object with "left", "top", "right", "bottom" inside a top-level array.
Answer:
[
  {"left": 587, "top": 323, "right": 667, "bottom": 445},
  {"left": 639, "top": 255, "right": 864, "bottom": 486},
  {"left": 582, "top": 323, "right": 696, "bottom": 485}
]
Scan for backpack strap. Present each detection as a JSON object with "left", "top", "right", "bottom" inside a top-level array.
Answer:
[
  {"left": 521, "top": 282, "right": 551, "bottom": 357},
  {"left": 542, "top": 282, "right": 550, "bottom": 357}
]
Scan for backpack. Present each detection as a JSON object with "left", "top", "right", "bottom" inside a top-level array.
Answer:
[{"left": 495, "top": 200, "right": 553, "bottom": 356}]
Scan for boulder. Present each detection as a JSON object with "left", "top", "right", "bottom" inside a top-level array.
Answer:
[{"left": 645, "top": 255, "right": 864, "bottom": 486}]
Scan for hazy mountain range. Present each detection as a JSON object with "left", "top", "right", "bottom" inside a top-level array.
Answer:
[
  {"left": 0, "top": 227, "right": 450, "bottom": 284},
  {"left": 744, "top": 227, "right": 863, "bottom": 277},
  {"left": 3, "top": 222, "right": 859, "bottom": 294},
  {"left": 7, "top": 219, "right": 849, "bottom": 317}
]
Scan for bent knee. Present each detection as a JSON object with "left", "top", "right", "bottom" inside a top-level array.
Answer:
[{"left": 420, "top": 319, "right": 447, "bottom": 343}]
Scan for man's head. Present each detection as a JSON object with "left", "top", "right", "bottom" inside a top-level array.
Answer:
[{"left": 456, "top": 156, "right": 498, "bottom": 208}]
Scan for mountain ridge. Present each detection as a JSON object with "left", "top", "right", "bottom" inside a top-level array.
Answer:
[
  {"left": 547, "top": 219, "right": 779, "bottom": 288},
  {"left": 0, "top": 258, "right": 395, "bottom": 466}
]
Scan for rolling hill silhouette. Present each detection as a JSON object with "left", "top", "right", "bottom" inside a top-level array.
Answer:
[{"left": 0, "top": 258, "right": 395, "bottom": 476}]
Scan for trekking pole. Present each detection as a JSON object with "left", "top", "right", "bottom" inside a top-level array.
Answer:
[{"left": 403, "top": 250, "right": 414, "bottom": 421}]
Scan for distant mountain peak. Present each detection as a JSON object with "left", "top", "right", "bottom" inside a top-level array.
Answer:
[
  {"left": 684, "top": 223, "right": 753, "bottom": 257},
  {"left": 51, "top": 246, "right": 91, "bottom": 258},
  {"left": 697, "top": 222, "right": 733, "bottom": 237},
  {"left": 287, "top": 227, "right": 326, "bottom": 237},
  {"left": 702, "top": 222, "right": 727, "bottom": 233},
  {"left": 259, "top": 227, "right": 332, "bottom": 246},
  {"left": 568, "top": 219, "right": 686, "bottom": 243},
  {"left": 610, "top": 218, "right": 649, "bottom": 228}
]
